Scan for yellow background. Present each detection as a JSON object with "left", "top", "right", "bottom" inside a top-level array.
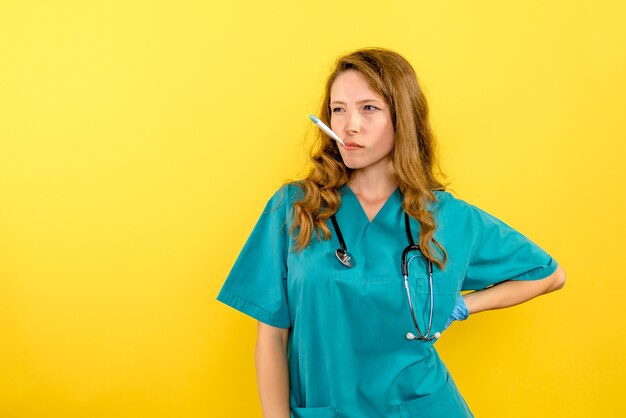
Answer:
[{"left": 1, "top": 1, "right": 624, "bottom": 417}]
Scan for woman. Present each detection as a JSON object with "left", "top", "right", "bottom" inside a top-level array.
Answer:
[{"left": 217, "top": 47, "right": 566, "bottom": 418}]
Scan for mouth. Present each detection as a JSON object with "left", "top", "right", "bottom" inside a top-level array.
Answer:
[{"left": 343, "top": 141, "right": 364, "bottom": 148}]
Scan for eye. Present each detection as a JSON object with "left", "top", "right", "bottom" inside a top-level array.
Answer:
[
  {"left": 331, "top": 107, "right": 344, "bottom": 113},
  {"left": 364, "top": 104, "right": 379, "bottom": 111}
]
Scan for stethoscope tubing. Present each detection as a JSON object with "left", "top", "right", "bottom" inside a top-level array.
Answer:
[{"left": 330, "top": 211, "right": 438, "bottom": 341}]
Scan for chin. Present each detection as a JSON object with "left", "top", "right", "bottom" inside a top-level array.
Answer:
[{"left": 341, "top": 159, "right": 362, "bottom": 170}]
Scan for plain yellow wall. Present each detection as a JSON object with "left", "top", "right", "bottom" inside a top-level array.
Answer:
[{"left": 1, "top": 1, "right": 624, "bottom": 417}]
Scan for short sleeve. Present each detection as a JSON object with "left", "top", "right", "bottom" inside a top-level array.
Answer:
[
  {"left": 216, "top": 187, "right": 292, "bottom": 328},
  {"left": 462, "top": 203, "right": 559, "bottom": 291}
]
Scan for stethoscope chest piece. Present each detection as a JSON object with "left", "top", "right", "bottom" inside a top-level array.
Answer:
[
  {"left": 335, "top": 248, "right": 355, "bottom": 268},
  {"left": 331, "top": 215, "right": 356, "bottom": 268}
]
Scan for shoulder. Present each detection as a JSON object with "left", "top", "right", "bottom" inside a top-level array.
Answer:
[
  {"left": 430, "top": 190, "right": 497, "bottom": 232},
  {"left": 261, "top": 182, "right": 305, "bottom": 219},
  {"left": 431, "top": 189, "right": 475, "bottom": 215},
  {"left": 432, "top": 190, "right": 516, "bottom": 234},
  {"left": 268, "top": 182, "right": 304, "bottom": 205}
]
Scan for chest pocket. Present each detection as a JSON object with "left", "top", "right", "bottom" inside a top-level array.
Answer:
[
  {"left": 406, "top": 256, "right": 459, "bottom": 294},
  {"left": 405, "top": 255, "right": 460, "bottom": 333}
]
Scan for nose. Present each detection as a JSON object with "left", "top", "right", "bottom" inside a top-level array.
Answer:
[{"left": 345, "top": 109, "right": 360, "bottom": 135}]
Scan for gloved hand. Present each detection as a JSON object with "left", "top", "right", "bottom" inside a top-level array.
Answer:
[{"left": 444, "top": 294, "right": 469, "bottom": 330}]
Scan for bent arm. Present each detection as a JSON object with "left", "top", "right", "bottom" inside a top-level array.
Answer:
[
  {"left": 463, "top": 264, "right": 566, "bottom": 315},
  {"left": 256, "top": 322, "right": 290, "bottom": 418}
]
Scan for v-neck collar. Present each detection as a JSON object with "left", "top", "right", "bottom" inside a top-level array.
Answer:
[{"left": 341, "top": 184, "right": 401, "bottom": 225}]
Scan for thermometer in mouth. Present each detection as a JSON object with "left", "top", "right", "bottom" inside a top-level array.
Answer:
[{"left": 308, "top": 114, "right": 346, "bottom": 147}]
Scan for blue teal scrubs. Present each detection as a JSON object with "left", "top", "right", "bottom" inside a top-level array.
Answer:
[{"left": 217, "top": 184, "right": 558, "bottom": 418}]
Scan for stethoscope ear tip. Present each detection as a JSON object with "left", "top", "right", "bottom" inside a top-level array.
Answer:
[{"left": 406, "top": 332, "right": 416, "bottom": 340}]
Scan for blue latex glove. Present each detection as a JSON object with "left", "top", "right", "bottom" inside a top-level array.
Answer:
[{"left": 444, "top": 294, "right": 469, "bottom": 330}]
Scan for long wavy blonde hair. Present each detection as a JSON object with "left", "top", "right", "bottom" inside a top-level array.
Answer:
[{"left": 289, "top": 47, "right": 450, "bottom": 270}]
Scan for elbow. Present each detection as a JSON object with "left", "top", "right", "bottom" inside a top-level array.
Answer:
[{"left": 550, "top": 264, "right": 566, "bottom": 291}]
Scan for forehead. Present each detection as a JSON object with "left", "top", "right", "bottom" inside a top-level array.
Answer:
[{"left": 330, "top": 70, "right": 384, "bottom": 102}]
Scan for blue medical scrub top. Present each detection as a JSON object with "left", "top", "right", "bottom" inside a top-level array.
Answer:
[{"left": 217, "top": 184, "right": 558, "bottom": 418}]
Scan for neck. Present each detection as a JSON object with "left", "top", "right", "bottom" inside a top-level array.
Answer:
[{"left": 348, "top": 159, "right": 397, "bottom": 198}]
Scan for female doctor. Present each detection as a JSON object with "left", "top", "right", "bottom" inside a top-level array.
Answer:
[{"left": 217, "top": 48, "right": 566, "bottom": 418}]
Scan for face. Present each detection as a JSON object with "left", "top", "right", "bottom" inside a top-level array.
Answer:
[{"left": 329, "top": 70, "right": 395, "bottom": 172}]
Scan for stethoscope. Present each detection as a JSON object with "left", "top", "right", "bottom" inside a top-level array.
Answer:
[{"left": 330, "top": 213, "right": 440, "bottom": 341}]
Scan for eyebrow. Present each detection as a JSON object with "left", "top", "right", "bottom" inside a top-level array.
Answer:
[{"left": 330, "top": 99, "right": 384, "bottom": 105}]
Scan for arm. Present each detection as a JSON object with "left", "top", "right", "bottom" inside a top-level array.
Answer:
[
  {"left": 255, "top": 322, "right": 290, "bottom": 418},
  {"left": 463, "top": 264, "right": 566, "bottom": 315}
]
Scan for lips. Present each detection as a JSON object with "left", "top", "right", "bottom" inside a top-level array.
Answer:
[{"left": 343, "top": 141, "right": 363, "bottom": 148}]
